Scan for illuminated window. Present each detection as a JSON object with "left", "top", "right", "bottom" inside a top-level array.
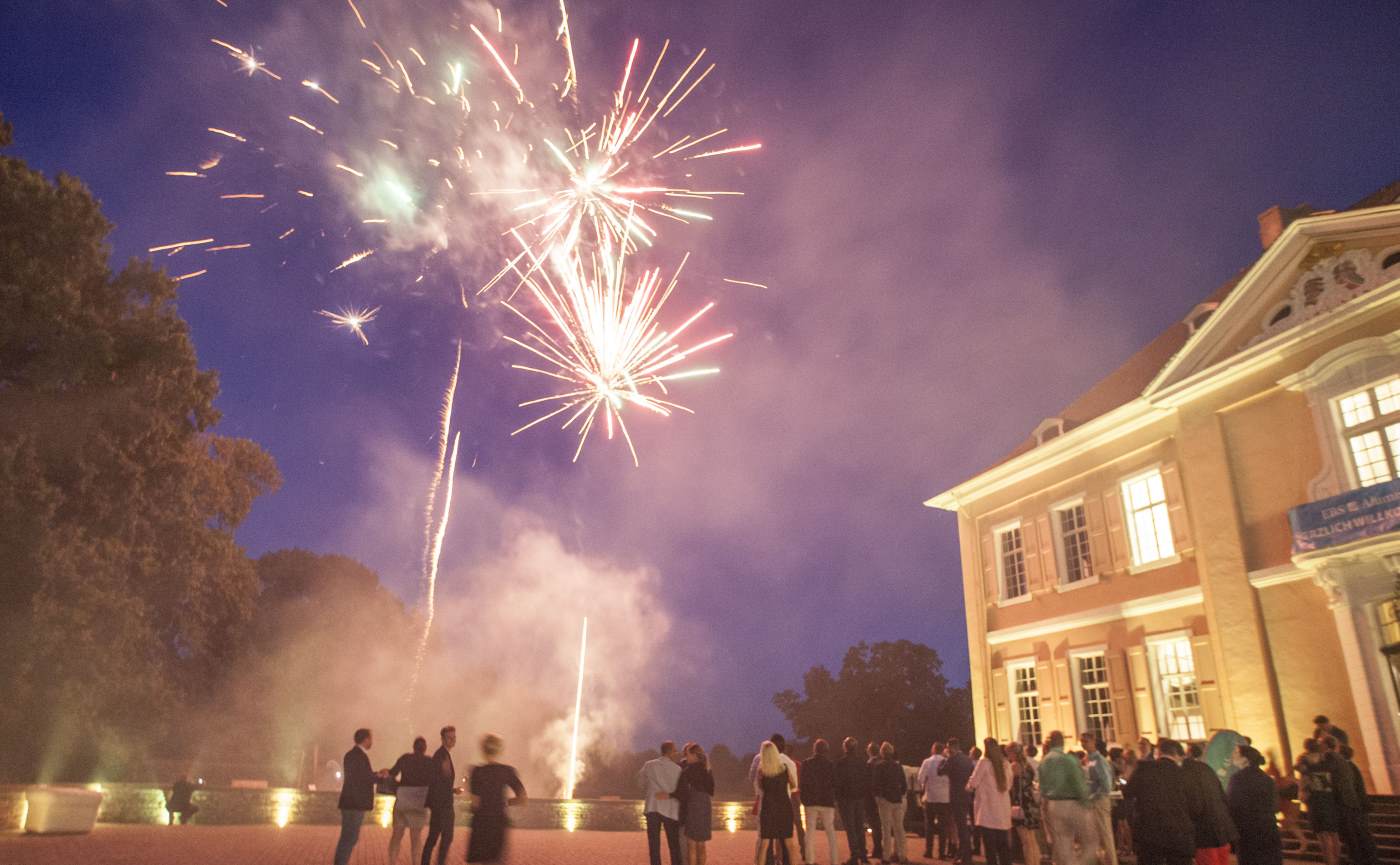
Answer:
[
  {"left": 996, "top": 524, "right": 1027, "bottom": 601},
  {"left": 1054, "top": 502, "right": 1095, "bottom": 585},
  {"left": 1121, "top": 469, "right": 1174, "bottom": 567},
  {"left": 1007, "top": 661, "right": 1042, "bottom": 748},
  {"left": 1148, "top": 636, "right": 1206, "bottom": 741},
  {"left": 1337, "top": 378, "right": 1400, "bottom": 488},
  {"left": 1073, "top": 653, "right": 1116, "bottom": 744}
]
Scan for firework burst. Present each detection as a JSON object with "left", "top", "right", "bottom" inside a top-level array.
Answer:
[
  {"left": 317, "top": 305, "right": 381, "bottom": 345},
  {"left": 504, "top": 238, "right": 732, "bottom": 466}
]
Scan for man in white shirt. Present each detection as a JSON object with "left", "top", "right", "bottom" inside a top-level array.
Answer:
[
  {"left": 750, "top": 733, "right": 802, "bottom": 863},
  {"left": 918, "top": 741, "right": 951, "bottom": 859},
  {"left": 639, "top": 741, "right": 684, "bottom": 865}
]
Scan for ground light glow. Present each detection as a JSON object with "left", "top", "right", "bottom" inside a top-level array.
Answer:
[
  {"left": 723, "top": 801, "right": 742, "bottom": 833},
  {"left": 562, "top": 799, "right": 582, "bottom": 832},
  {"left": 272, "top": 789, "right": 294, "bottom": 828}
]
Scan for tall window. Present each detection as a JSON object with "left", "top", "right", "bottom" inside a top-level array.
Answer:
[
  {"left": 1149, "top": 636, "right": 1206, "bottom": 741},
  {"left": 1121, "top": 469, "right": 1175, "bottom": 567},
  {"left": 997, "top": 525, "right": 1027, "bottom": 601},
  {"left": 1055, "top": 502, "right": 1095, "bottom": 585},
  {"left": 1008, "top": 662, "right": 1042, "bottom": 747},
  {"left": 1074, "top": 653, "right": 1116, "bottom": 743},
  {"left": 1337, "top": 378, "right": 1400, "bottom": 487}
]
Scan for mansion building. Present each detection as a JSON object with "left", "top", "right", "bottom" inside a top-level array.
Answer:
[{"left": 926, "top": 183, "right": 1400, "bottom": 793}]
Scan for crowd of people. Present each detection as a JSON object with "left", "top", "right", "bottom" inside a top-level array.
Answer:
[
  {"left": 331, "top": 725, "right": 526, "bottom": 865},
  {"left": 635, "top": 714, "right": 1379, "bottom": 865},
  {"left": 186, "top": 711, "right": 1374, "bottom": 865}
]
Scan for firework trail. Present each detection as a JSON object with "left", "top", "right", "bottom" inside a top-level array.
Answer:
[
  {"left": 408, "top": 344, "right": 463, "bottom": 707},
  {"left": 564, "top": 615, "right": 588, "bottom": 800}
]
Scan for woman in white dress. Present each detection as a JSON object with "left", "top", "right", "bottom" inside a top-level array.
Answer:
[{"left": 966, "top": 737, "right": 1013, "bottom": 865}]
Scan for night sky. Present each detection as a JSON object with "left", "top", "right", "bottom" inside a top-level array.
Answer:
[{"left": 5, "top": 0, "right": 1400, "bottom": 753}]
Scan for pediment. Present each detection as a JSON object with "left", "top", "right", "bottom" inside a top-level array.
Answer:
[{"left": 1146, "top": 207, "right": 1400, "bottom": 395}]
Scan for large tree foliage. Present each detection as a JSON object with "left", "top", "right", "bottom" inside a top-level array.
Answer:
[
  {"left": 773, "top": 640, "right": 972, "bottom": 762},
  {"left": 0, "top": 114, "right": 280, "bottom": 781}
]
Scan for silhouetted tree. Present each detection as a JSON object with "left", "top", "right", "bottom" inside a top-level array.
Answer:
[
  {"left": 0, "top": 112, "right": 280, "bottom": 781},
  {"left": 773, "top": 640, "right": 972, "bottom": 763}
]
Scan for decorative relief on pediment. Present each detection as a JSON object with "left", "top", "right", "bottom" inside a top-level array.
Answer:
[{"left": 1246, "top": 248, "right": 1396, "bottom": 348}]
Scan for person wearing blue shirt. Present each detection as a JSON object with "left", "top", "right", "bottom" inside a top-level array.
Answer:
[{"left": 1080, "top": 733, "right": 1118, "bottom": 865}]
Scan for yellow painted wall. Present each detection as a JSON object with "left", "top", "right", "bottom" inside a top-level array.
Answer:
[
  {"left": 1256, "top": 578, "right": 1369, "bottom": 777},
  {"left": 1220, "top": 389, "right": 1321, "bottom": 572}
]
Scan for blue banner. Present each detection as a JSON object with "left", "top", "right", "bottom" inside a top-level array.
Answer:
[{"left": 1290, "top": 477, "right": 1400, "bottom": 553}]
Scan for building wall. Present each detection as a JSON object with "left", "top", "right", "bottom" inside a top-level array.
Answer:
[
  {"left": 984, "top": 602, "right": 1222, "bottom": 746},
  {"left": 1256, "top": 579, "right": 1365, "bottom": 768}
]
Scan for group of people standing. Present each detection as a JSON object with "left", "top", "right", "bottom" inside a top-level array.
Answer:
[{"left": 332, "top": 726, "right": 526, "bottom": 865}]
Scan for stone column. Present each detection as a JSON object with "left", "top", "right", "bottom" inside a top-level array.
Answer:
[{"left": 1315, "top": 563, "right": 1400, "bottom": 793}]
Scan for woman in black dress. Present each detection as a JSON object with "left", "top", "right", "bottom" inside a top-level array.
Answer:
[
  {"left": 1228, "top": 745, "right": 1283, "bottom": 865},
  {"left": 1297, "top": 738, "right": 1340, "bottom": 865},
  {"left": 755, "top": 740, "right": 798, "bottom": 865},
  {"left": 675, "top": 742, "right": 715, "bottom": 865},
  {"left": 466, "top": 734, "right": 527, "bottom": 863}
]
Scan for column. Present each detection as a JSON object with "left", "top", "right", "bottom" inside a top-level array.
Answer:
[{"left": 1316, "top": 565, "right": 1400, "bottom": 793}]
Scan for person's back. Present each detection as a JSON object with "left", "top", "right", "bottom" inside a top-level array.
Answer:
[
  {"left": 943, "top": 750, "right": 975, "bottom": 806},
  {"left": 920, "top": 752, "right": 950, "bottom": 803},
  {"left": 1180, "top": 758, "right": 1237, "bottom": 850},
  {"left": 1125, "top": 758, "right": 1196, "bottom": 858},
  {"left": 873, "top": 757, "right": 907, "bottom": 802},
  {"left": 835, "top": 749, "right": 871, "bottom": 800},
  {"left": 801, "top": 754, "right": 836, "bottom": 807},
  {"left": 392, "top": 751, "right": 435, "bottom": 788},
  {"left": 169, "top": 778, "right": 194, "bottom": 810}
]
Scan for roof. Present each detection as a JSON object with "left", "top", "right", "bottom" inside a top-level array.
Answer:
[{"left": 974, "top": 180, "right": 1400, "bottom": 476}]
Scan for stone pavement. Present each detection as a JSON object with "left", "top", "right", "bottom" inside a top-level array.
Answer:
[{"left": 0, "top": 825, "right": 807, "bottom": 865}]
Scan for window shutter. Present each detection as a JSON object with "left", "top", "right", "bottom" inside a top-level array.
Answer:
[
  {"left": 1128, "top": 646, "right": 1157, "bottom": 740},
  {"left": 1053, "top": 658, "right": 1075, "bottom": 736},
  {"left": 1102, "top": 488, "right": 1130, "bottom": 571},
  {"left": 1037, "top": 659, "right": 1058, "bottom": 732},
  {"left": 1085, "top": 496, "right": 1111, "bottom": 577},
  {"left": 1161, "top": 462, "right": 1193, "bottom": 553},
  {"left": 1036, "top": 513, "right": 1058, "bottom": 588},
  {"left": 1191, "top": 635, "right": 1225, "bottom": 734},
  {"left": 1022, "top": 519, "right": 1044, "bottom": 594},
  {"left": 992, "top": 667, "right": 1011, "bottom": 741},
  {"left": 1107, "top": 651, "right": 1137, "bottom": 744},
  {"left": 982, "top": 532, "right": 998, "bottom": 603}
]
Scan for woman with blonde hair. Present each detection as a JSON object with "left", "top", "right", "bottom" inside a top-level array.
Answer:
[
  {"left": 466, "top": 734, "right": 526, "bottom": 863},
  {"left": 755, "top": 740, "right": 799, "bottom": 865},
  {"left": 966, "top": 738, "right": 1012, "bottom": 865}
]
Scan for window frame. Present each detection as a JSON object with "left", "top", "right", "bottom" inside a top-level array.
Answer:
[
  {"left": 992, "top": 518, "right": 1032, "bottom": 607},
  {"left": 1068, "top": 646, "right": 1116, "bottom": 744},
  {"left": 1118, "top": 466, "right": 1180, "bottom": 573},
  {"left": 1004, "top": 657, "right": 1043, "bottom": 748},
  {"left": 1050, "top": 494, "right": 1098, "bottom": 592},
  {"left": 1145, "top": 631, "right": 1208, "bottom": 743},
  {"left": 1331, "top": 376, "right": 1400, "bottom": 490}
]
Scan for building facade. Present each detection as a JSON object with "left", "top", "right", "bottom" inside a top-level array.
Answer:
[{"left": 926, "top": 187, "right": 1400, "bottom": 792}]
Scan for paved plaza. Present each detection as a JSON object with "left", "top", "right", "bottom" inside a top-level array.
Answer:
[{"left": 0, "top": 825, "right": 821, "bottom": 865}]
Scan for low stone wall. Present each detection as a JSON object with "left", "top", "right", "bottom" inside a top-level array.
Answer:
[{"left": 0, "top": 785, "right": 759, "bottom": 833}]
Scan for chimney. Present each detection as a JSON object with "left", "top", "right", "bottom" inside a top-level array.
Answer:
[{"left": 1257, "top": 203, "right": 1315, "bottom": 249}]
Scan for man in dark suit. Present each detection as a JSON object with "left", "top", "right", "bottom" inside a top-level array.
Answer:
[
  {"left": 422, "top": 725, "right": 461, "bottom": 865},
  {"left": 335, "top": 728, "right": 385, "bottom": 865},
  {"left": 939, "top": 738, "right": 976, "bottom": 865},
  {"left": 1124, "top": 738, "right": 1200, "bottom": 865}
]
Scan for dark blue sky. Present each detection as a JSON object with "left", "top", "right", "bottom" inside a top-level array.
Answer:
[{"left": 4, "top": 0, "right": 1400, "bottom": 751}]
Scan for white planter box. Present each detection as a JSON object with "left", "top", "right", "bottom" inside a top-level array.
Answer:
[{"left": 24, "top": 786, "right": 104, "bottom": 834}]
